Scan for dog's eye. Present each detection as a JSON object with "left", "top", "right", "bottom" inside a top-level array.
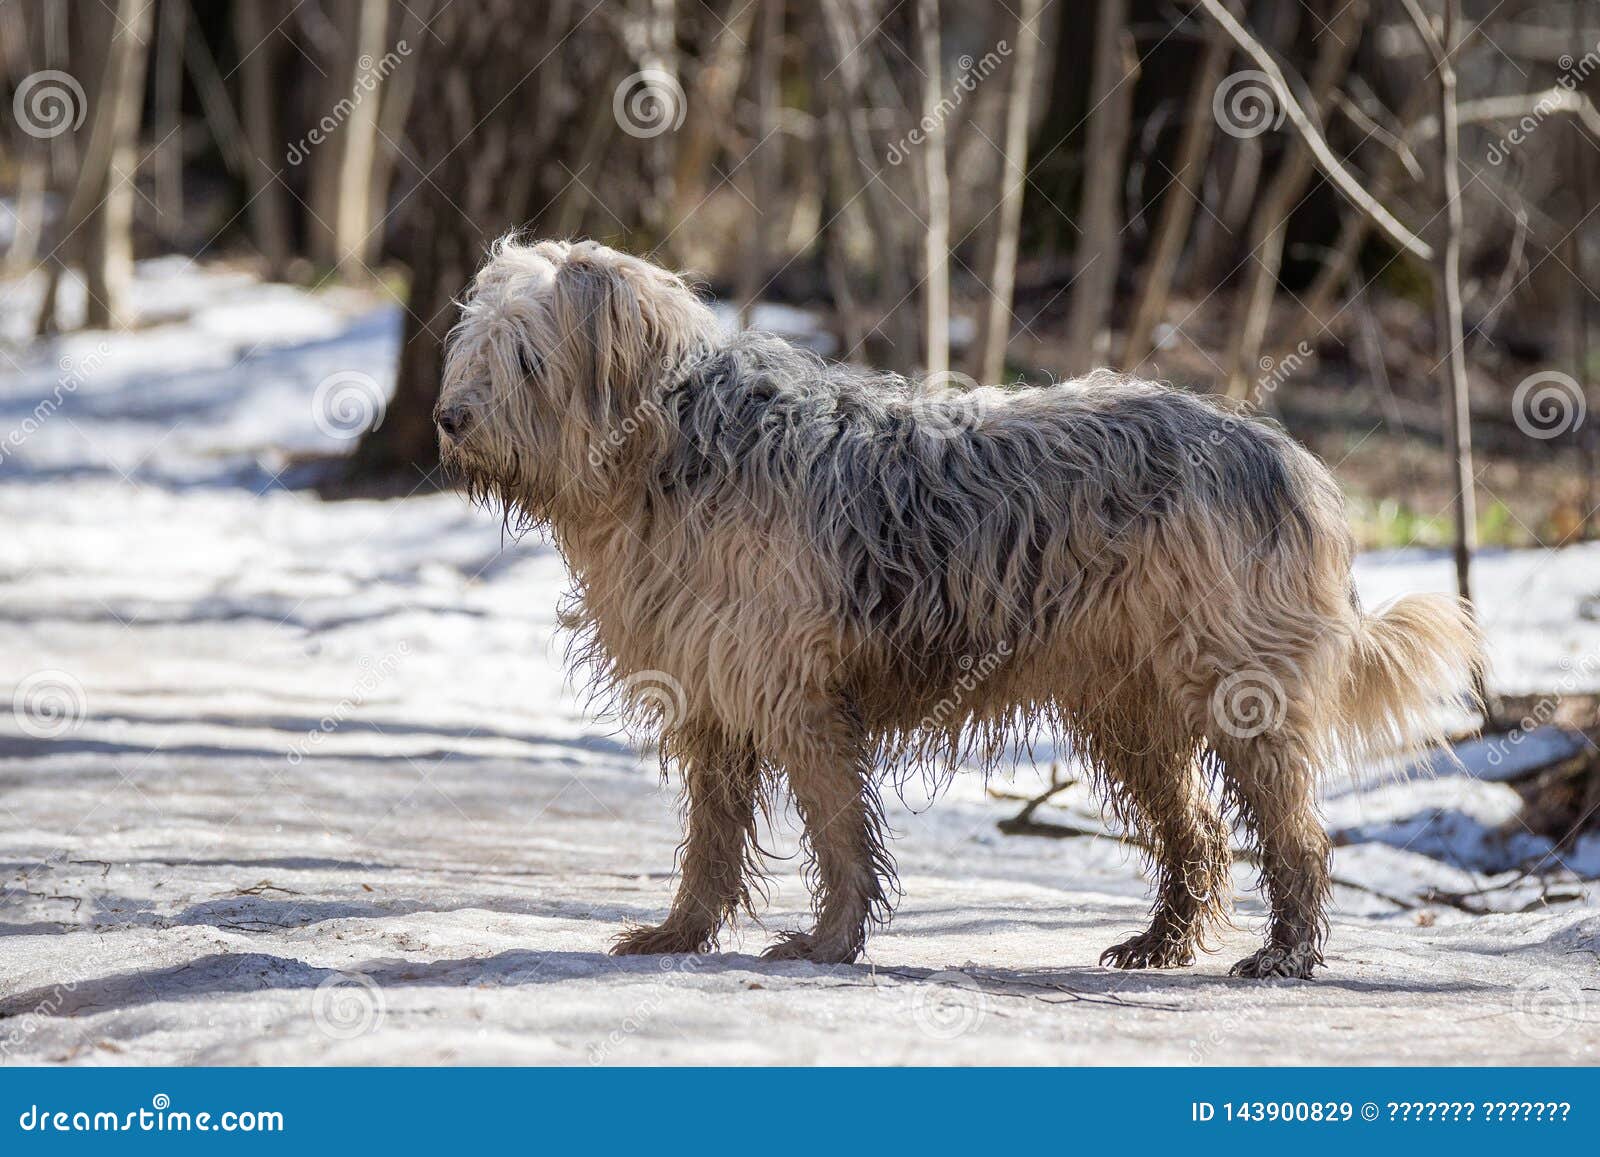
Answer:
[{"left": 516, "top": 347, "right": 542, "bottom": 380}]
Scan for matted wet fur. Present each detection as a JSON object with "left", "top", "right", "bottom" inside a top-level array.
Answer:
[{"left": 436, "top": 237, "right": 1483, "bottom": 979}]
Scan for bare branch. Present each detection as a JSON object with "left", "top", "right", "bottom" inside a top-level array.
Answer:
[
  {"left": 1192, "top": 0, "right": 1434, "bottom": 261},
  {"left": 1411, "top": 86, "right": 1600, "bottom": 141},
  {"left": 975, "top": 0, "right": 1043, "bottom": 386}
]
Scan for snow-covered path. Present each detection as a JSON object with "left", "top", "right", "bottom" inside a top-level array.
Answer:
[{"left": 1, "top": 264, "right": 1597, "bottom": 1065}]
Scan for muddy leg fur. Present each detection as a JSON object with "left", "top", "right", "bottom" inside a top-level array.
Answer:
[
  {"left": 612, "top": 727, "right": 763, "bottom": 955},
  {"left": 1093, "top": 716, "right": 1233, "bottom": 970},
  {"left": 761, "top": 702, "right": 893, "bottom": 964},
  {"left": 1216, "top": 731, "right": 1330, "bottom": 979}
]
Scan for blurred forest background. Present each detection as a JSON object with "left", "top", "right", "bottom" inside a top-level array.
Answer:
[
  {"left": 5, "top": 4, "right": 1600, "bottom": 1033},
  {"left": 2, "top": 0, "right": 1597, "bottom": 558}
]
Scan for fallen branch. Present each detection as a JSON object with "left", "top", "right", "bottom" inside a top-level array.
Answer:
[{"left": 990, "top": 765, "right": 1079, "bottom": 825}]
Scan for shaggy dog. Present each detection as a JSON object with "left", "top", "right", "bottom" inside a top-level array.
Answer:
[{"left": 436, "top": 237, "right": 1481, "bottom": 979}]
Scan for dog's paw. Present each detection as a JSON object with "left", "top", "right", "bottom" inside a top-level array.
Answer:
[
  {"left": 1099, "top": 931, "right": 1195, "bottom": 970},
  {"left": 1228, "top": 943, "right": 1318, "bottom": 980},
  {"left": 760, "top": 931, "right": 861, "bottom": 966},
  {"left": 610, "top": 922, "right": 713, "bottom": 957}
]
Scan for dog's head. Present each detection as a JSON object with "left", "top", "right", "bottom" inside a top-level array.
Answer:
[{"left": 437, "top": 237, "right": 716, "bottom": 524}]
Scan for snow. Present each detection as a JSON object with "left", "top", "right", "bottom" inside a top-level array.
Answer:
[{"left": 2, "top": 262, "right": 1598, "bottom": 1065}]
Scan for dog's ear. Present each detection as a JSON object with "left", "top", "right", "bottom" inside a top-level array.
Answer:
[
  {"left": 551, "top": 251, "right": 651, "bottom": 434},
  {"left": 545, "top": 245, "right": 713, "bottom": 487}
]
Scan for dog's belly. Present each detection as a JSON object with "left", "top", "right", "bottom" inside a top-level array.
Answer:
[{"left": 851, "top": 633, "right": 1102, "bottom": 737}]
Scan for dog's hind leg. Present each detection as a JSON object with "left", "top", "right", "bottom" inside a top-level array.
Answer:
[
  {"left": 760, "top": 703, "right": 892, "bottom": 965},
  {"left": 1097, "top": 735, "right": 1232, "bottom": 970},
  {"left": 612, "top": 728, "right": 763, "bottom": 956},
  {"left": 1213, "top": 729, "right": 1330, "bottom": 980}
]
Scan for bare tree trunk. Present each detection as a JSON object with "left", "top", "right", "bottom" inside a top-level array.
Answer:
[
  {"left": 2, "top": 0, "right": 50, "bottom": 272},
  {"left": 915, "top": 0, "right": 949, "bottom": 376},
  {"left": 819, "top": 0, "right": 917, "bottom": 365},
  {"left": 153, "top": 0, "right": 186, "bottom": 243},
  {"left": 1581, "top": 230, "right": 1599, "bottom": 544},
  {"left": 1439, "top": 3, "right": 1488, "bottom": 714},
  {"left": 5, "top": 157, "right": 49, "bottom": 274},
  {"left": 368, "top": 0, "right": 431, "bottom": 256},
  {"left": 307, "top": 0, "right": 388, "bottom": 276},
  {"left": 821, "top": 189, "right": 867, "bottom": 357},
  {"left": 1429, "top": 0, "right": 1475, "bottom": 610},
  {"left": 82, "top": 0, "right": 153, "bottom": 329},
  {"left": 812, "top": 25, "right": 867, "bottom": 359},
  {"left": 235, "top": 0, "right": 292, "bottom": 279},
  {"left": 670, "top": 0, "right": 757, "bottom": 228},
  {"left": 1222, "top": 0, "right": 1367, "bottom": 399},
  {"left": 1062, "top": 0, "right": 1135, "bottom": 371},
  {"left": 35, "top": 0, "right": 155, "bottom": 334},
  {"left": 1404, "top": 0, "right": 1484, "bottom": 711},
  {"left": 1570, "top": 0, "right": 1597, "bottom": 538},
  {"left": 613, "top": 0, "right": 679, "bottom": 243},
  {"left": 0, "top": 1, "right": 48, "bottom": 273},
  {"left": 333, "top": 0, "right": 389, "bottom": 276},
  {"left": 307, "top": 6, "right": 350, "bottom": 268},
  {"left": 552, "top": 35, "right": 622, "bottom": 237},
  {"left": 736, "top": 0, "right": 783, "bottom": 326},
  {"left": 975, "top": 0, "right": 1042, "bottom": 386},
  {"left": 186, "top": 3, "right": 252, "bottom": 178},
  {"left": 645, "top": 0, "right": 679, "bottom": 241},
  {"left": 1121, "top": 12, "right": 1229, "bottom": 369}
]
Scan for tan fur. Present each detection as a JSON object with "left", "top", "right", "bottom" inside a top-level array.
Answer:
[{"left": 436, "top": 237, "right": 1484, "bottom": 979}]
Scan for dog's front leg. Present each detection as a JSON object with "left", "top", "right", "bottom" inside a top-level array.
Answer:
[
  {"left": 612, "top": 730, "right": 761, "bottom": 956},
  {"left": 761, "top": 704, "right": 892, "bottom": 965}
]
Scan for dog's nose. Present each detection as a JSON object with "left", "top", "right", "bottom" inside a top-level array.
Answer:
[{"left": 436, "top": 404, "right": 470, "bottom": 439}]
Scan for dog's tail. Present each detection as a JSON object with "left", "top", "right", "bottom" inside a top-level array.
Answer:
[{"left": 1336, "top": 593, "right": 1484, "bottom": 771}]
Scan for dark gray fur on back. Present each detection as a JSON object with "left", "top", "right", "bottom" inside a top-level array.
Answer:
[{"left": 657, "top": 332, "right": 1319, "bottom": 652}]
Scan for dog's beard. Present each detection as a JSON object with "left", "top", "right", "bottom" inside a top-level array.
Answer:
[{"left": 440, "top": 441, "right": 549, "bottom": 539}]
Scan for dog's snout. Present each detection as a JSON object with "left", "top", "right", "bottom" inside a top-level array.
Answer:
[{"left": 435, "top": 404, "right": 470, "bottom": 439}]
